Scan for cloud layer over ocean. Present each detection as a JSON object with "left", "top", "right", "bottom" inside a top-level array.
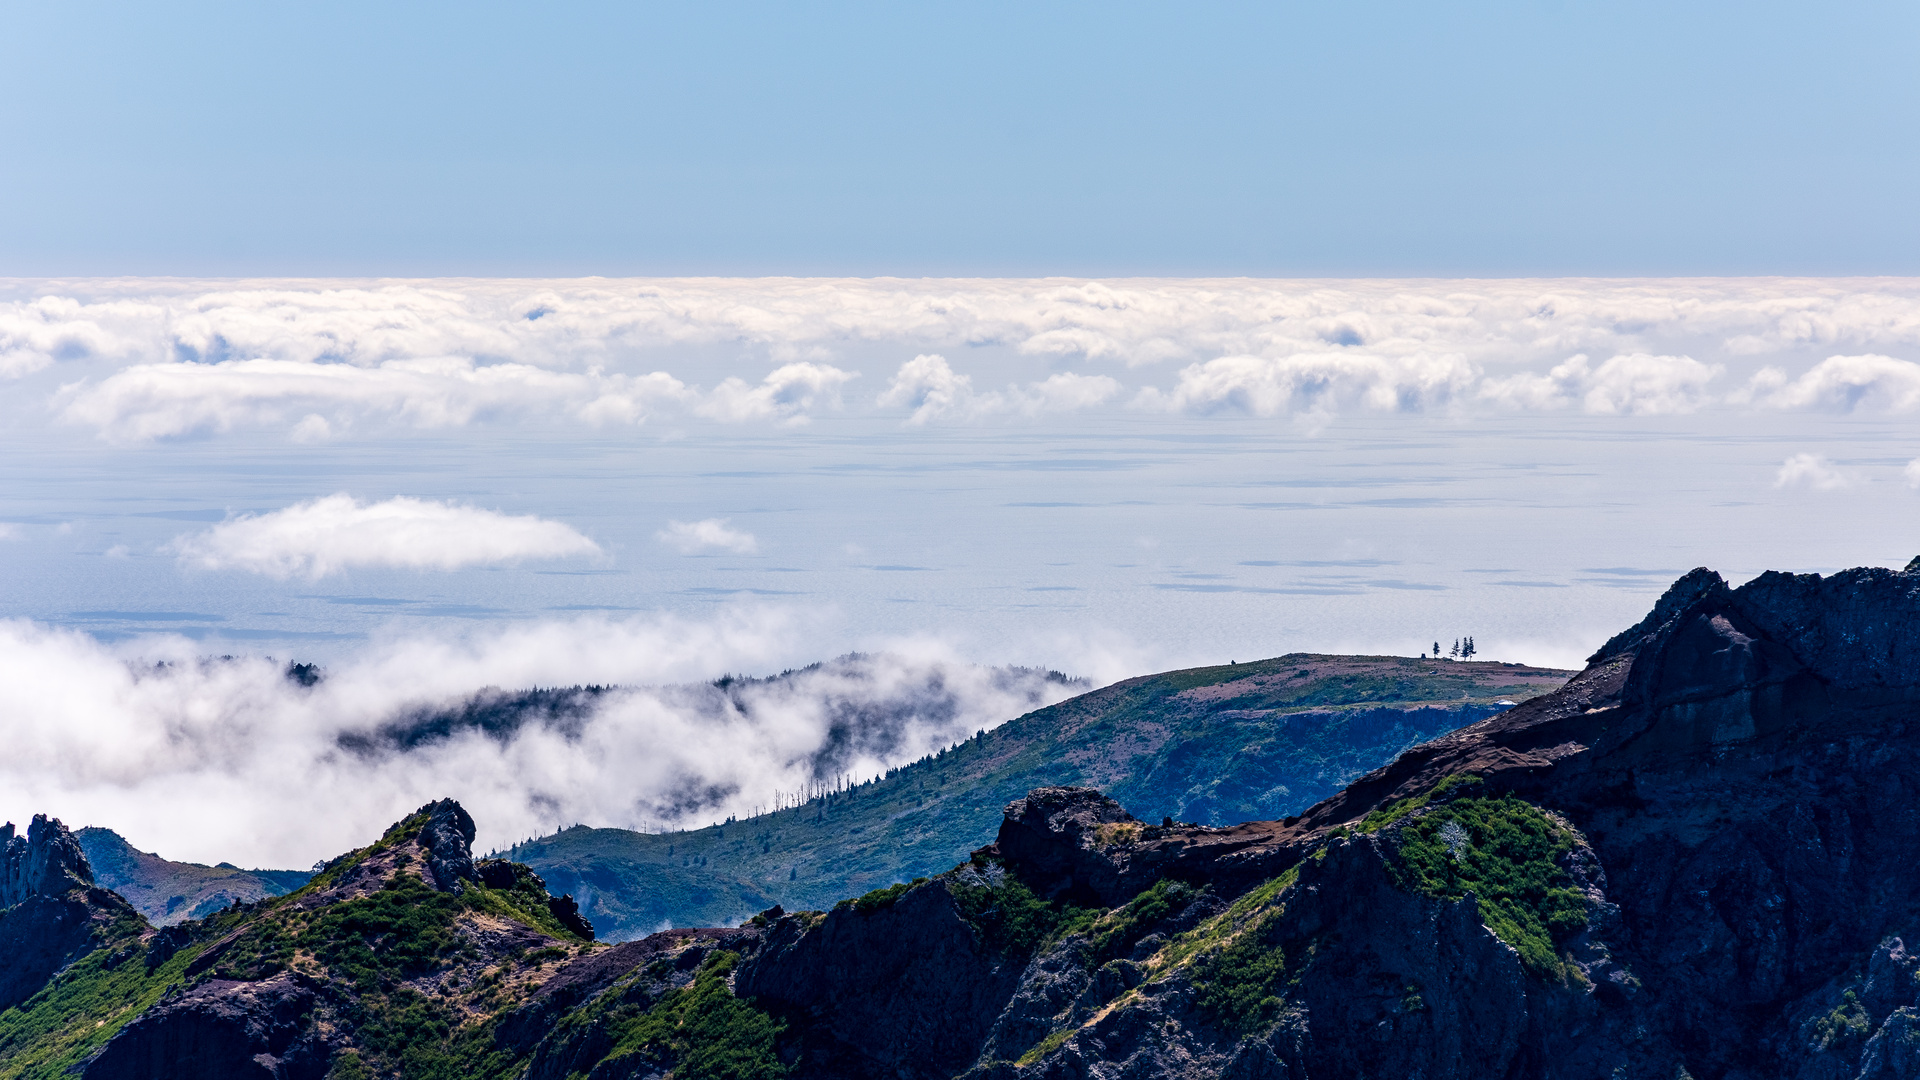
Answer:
[
  {"left": 7, "top": 275, "right": 1920, "bottom": 870},
  {"left": 6, "top": 277, "right": 1920, "bottom": 440}
]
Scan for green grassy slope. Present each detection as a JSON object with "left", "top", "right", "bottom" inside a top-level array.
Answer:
[
  {"left": 73, "top": 828, "right": 312, "bottom": 926},
  {"left": 2, "top": 810, "right": 582, "bottom": 1080},
  {"left": 507, "top": 654, "right": 1569, "bottom": 938}
]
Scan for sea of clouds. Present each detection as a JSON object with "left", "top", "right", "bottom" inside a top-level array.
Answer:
[
  {"left": 8, "top": 275, "right": 1920, "bottom": 870},
  {"left": 4, "top": 277, "right": 1920, "bottom": 440}
]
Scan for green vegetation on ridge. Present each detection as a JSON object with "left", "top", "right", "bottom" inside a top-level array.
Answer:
[
  {"left": 1381, "top": 794, "right": 1588, "bottom": 977},
  {"left": 0, "top": 906, "right": 159, "bottom": 1079},
  {"left": 595, "top": 952, "right": 787, "bottom": 1080},
  {"left": 509, "top": 654, "right": 1570, "bottom": 937},
  {"left": 1, "top": 809, "right": 587, "bottom": 1080}
]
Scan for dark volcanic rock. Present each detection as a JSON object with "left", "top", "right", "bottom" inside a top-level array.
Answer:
[
  {"left": 738, "top": 880, "right": 1031, "bottom": 1080},
  {"left": 1, "top": 813, "right": 95, "bottom": 907},
  {"left": 0, "top": 814, "right": 132, "bottom": 1011},
  {"left": 419, "top": 797, "right": 479, "bottom": 891},
  {"left": 0, "top": 891, "right": 109, "bottom": 1011},
  {"left": 995, "top": 788, "right": 1141, "bottom": 906},
  {"left": 547, "top": 892, "right": 595, "bottom": 940},
  {"left": 80, "top": 972, "right": 331, "bottom": 1080}
]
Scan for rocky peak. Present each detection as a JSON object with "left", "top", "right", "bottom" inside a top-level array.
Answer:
[
  {"left": 1002, "top": 786, "right": 1136, "bottom": 842},
  {"left": 1586, "top": 565, "right": 1732, "bottom": 663},
  {"left": 995, "top": 787, "right": 1153, "bottom": 905},
  {"left": 0, "top": 813, "right": 95, "bottom": 909},
  {"left": 417, "top": 799, "right": 478, "bottom": 892}
]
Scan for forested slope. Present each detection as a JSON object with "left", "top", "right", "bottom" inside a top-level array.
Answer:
[{"left": 508, "top": 654, "right": 1569, "bottom": 936}]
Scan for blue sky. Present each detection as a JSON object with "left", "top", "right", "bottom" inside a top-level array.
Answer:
[{"left": 3, "top": 1, "right": 1917, "bottom": 275}]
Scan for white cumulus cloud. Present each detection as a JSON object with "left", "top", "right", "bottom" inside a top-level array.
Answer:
[
  {"left": 12, "top": 276, "right": 1920, "bottom": 379},
  {"left": 1138, "top": 352, "right": 1477, "bottom": 421},
  {"left": 878, "top": 354, "right": 1120, "bottom": 424},
  {"left": 1478, "top": 353, "right": 1723, "bottom": 415},
  {"left": 657, "top": 518, "right": 759, "bottom": 555},
  {"left": 169, "top": 494, "right": 601, "bottom": 579},
  {"left": 695, "top": 362, "right": 856, "bottom": 424},
  {"left": 1774, "top": 453, "right": 1857, "bottom": 491},
  {"left": 12, "top": 277, "right": 1920, "bottom": 434},
  {"left": 56, "top": 357, "right": 691, "bottom": 442},
  {"left": 1734, "top": 354, "right": 1920, "bottom": 413},
  {"left": 1, "top": 296, "right": 166, "bottom": 378}
]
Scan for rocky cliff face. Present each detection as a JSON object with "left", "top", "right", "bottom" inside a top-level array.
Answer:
[
  {"left": 0, "top": 814, "right": 136, "bottom": 1013},
  {"left": 1, "top": 814, "right": 95, "bottom": 907},
  {"left": 934, "top": 564, "right": 1920, "bottom": 1080}
]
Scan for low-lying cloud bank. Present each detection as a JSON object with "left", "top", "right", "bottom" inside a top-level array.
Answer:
[
  {"left": 169, "top": 495, "right": 601, "bottom": 579},
  {"left": 6, "top": 277, "right": 1920, "bottom": 438},
  {"left": 657, "top": 518, "right": 759, "bottom": 555},
  {"left": 0, "top": 611, "right": 1088, "bottom": 870}
]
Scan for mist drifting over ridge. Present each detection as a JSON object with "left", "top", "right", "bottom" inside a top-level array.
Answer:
[{"left": 0, "top": 609, "right": 1090, "bottom": 872}]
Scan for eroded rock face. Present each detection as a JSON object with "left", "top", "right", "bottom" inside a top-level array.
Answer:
[
  {"left": 0, "top": 814, "right": 126, "bottom": 1011},
  {"left": 80, "top": 973, "right": 330, "bottom": 1080},
  {"left": 946, "top": 565, "right": 1920, "bottom": 1080},
  {"left": 739, "top": 881, "right": 1028, "bottom": 1080},
  {"left": 1, "top": 814, "right": 94, "bottom": 908},
  {"left": 996, "top": 787, "right": 1142, "bottom": 906},
  {"left": 419, "top": 798, "right": 479, "bottom": 892}
]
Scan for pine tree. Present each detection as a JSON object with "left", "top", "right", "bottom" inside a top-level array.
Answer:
[
  {"left": 1449, "top": 638, "right": 1460, "bottom": 659},
  {"left": 1432, "top": 640, "right": 1441, "bottom": 658},
  {"left": 1464, "top": 636, "right": 1475, "bottom": 659}
]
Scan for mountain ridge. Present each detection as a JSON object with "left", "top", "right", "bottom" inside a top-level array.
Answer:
[
  {"left": 505, "top": 652, "right": 1570, "bottom": 935},
  {"left": 12, "top": 563, "right": 1920, "bottom": 1078},
  {"left": 73, "top": 828, "right": 313, "bottom": 927}
]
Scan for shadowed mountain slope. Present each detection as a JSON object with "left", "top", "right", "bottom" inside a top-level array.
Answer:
[
  {"left": 506, "top": 653, "right": 1570, "bottom": 936},
  {"left": 73, "top": 829, "right": 312, "bottom": 927}
]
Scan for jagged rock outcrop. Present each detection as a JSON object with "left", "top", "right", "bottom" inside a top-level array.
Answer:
[
  {"left": 419, "top": 797, "right": 479, "bottom": 891},
  {"left": 27, "top": 798, "right": 599, "bottom": 1080},
  {"left": 1, "top": 814, "right": 95, "bottom": 907},
  {"left": 995, "top": 788, "right": 1141, "bottom": 906},
  {"left": 546, "top": 892, "right": 595, "bottom": 940},
  {"left": 739, "top": 879, "right": 1031, "bottom": 1080},
  {"left": 0, "top": 814, "right": 134, "bottom": 1012}
]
